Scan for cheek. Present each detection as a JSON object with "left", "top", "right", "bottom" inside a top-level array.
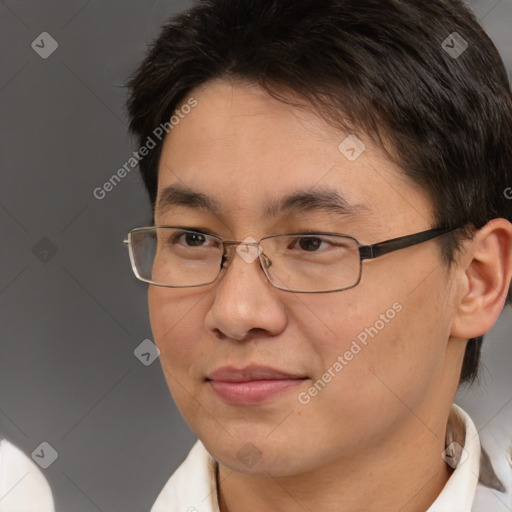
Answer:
[
  {"left": 148, "top": 287, "right": 212, "bottom": 426},
  {"left": 295, "top": 268, "right": 452, "bottom": 423},
  {"left": 148, "top": 287, "right": 208, "bottom": 372},
  {"left": 291, "top": 287, "right": 402, "bottom": 368},
  {"left": 353, "top": 282, "right": 451, "bottom": 412}
]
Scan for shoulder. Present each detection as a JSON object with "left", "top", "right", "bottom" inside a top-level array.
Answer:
[{"left": 0, "top": 438, "right": 55, "bottom": 512}]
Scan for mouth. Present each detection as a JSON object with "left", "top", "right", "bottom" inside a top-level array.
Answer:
[{"left": 206, "top": 365, "right": 308, "bottom": 406}]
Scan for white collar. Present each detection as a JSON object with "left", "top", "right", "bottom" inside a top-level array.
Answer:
[
  {"left": 151, "top": 404, "right": 483, "bottom": 512},
  {"left": 151, "top": 436, "right": 220, "bottom": 512},
  {"left": 0, "top": 439, "right": 55, "bottom": 512},
  {"left": 426, "top": 403, "right": 481, "bottom": 511}
]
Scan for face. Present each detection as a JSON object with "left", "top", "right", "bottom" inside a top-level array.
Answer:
[{"left": 148, "top": 79, "right": 464, "bottom": 476}]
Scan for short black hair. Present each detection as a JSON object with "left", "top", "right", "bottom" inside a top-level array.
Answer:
[{"left": 126, "top": 0, "right": 512, "bottom": 385}]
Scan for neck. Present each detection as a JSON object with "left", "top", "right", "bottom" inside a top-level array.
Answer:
[{"left": 217, "top": 406, "right": 454, "bottom": 512}]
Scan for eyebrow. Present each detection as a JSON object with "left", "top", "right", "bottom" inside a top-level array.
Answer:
[{"left": 156, "top": 183, "right": 366, "bottom": 218}]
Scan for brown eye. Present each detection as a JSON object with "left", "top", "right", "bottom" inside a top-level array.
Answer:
[
  {"left": 298, "top": 237, "right": 322, "bottom": 252},
  {"left": 180, "top": 232, "right": 207, "bottom": 247}
]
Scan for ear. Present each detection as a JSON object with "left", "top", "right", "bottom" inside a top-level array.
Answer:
[{"left": 451, "top": 218, "right": 512, "bottom": 339}]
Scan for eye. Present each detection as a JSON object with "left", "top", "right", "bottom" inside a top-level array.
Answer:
[
  {"left": 175, "top": 231, "right": 208, "bottom": 247},
  {"left": 289, "top": 236, "right": 332, "bottom": 252},
  {"left": 168, "top": 230, "right": 220, "bottom": 249}
]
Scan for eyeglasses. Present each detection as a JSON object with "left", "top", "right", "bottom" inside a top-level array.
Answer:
[{"left": 123, "top": 225, "right": 459, "bottom": 293}]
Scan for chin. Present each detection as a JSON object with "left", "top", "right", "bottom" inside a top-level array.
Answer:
[{"left": 203, "top": 434, "right": 324, "bottom": 477}]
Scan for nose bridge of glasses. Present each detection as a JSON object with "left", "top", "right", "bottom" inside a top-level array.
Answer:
[
  {"left": 220, "top": 239, "right": 271, "bottom": 268},
  {"left": 222, "top": 240, "right": 259, "bottom": 248}
]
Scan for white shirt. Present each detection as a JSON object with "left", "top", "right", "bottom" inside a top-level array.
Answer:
[
  {"left": 0, "top": 439, "right": 54, "bottom": 512},
  {"left": 151, "top": 404, "right": 510, "bottom": 512}
]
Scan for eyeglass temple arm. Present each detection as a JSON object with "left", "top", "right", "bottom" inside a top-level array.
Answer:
[{"left": 358, "top": 227, "right": 458, "bottom": 260}]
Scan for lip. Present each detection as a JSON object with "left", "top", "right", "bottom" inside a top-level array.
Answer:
[{"left": 206, "top": 365, "right": 307, "bottom": 406}]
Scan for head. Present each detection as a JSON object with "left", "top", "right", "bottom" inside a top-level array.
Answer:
[{"left": 126, "top": 0, "right": 512, "bottom": 475}]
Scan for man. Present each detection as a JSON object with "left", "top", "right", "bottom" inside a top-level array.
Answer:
[
  {"left": 125, "top": 0, "right": 512, "bottom": 510},
  {"left": 0, "top": 438, "right": 54, "bottom": 511}
]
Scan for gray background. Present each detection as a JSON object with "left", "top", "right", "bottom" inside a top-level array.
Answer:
[{"left": 0, "top": 0, "right": 511, "bottom": 510}]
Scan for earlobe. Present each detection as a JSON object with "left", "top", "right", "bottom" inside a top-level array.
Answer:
[{"left": 451, "top": 219, "right": 512, "bottom": 340}]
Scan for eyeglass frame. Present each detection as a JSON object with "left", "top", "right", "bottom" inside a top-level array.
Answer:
[{"left": 123, "top": 225, "right": 462, "bottom": 293}]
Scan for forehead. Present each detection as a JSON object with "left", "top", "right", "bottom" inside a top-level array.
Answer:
[{"left": 155, "top": 79, "right": 433, "bottom": 232}]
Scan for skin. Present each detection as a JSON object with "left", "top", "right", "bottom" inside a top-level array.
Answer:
[{"left": 148, "top": 78, "right": 512, "bottom": 512}]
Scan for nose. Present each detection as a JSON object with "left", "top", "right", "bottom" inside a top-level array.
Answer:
[{"left": 204, "top": 241, "right": 287, "bottom": 342}]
